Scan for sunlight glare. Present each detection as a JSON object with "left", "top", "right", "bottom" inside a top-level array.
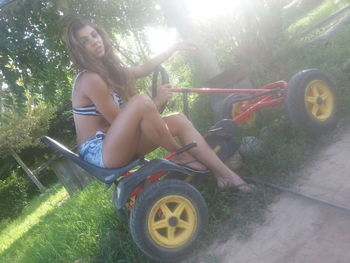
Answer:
[
  {"left": 187, "top": 0, "right": 238, "bottom": 21},
  {"left": 145, "top": 26, "right": 178, "bottom": 55},
  {"left": 147, "top": 0, "right": 237, "bottom": 55}
]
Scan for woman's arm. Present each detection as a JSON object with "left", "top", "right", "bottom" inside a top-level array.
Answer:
[
  {"left": 78, "top": 72, "right": 120, "bottom": 124},
  {"left": 128, "top": 41, "right": 197, "bottom": 79}
]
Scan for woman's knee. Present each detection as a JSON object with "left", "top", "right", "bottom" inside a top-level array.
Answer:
[
  {"left": 173, "top": 113, "right": 193, "bottom": 127},
  {"left": 128, "top": 95, "right": 156, "bottom": 111},
  {"left": 165, "top": 112, "right": 194, "bottom": 134}
]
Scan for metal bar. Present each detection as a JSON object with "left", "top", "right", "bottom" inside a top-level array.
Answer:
[
  {"left": 32, "top": 153, "right": 62, "bottom": 175},
  {"left": 169, "top": 81, "right": 287, "bottom": 94},
  {"left": 33, "top": 144, "right": 78, "bottom": 175},
  {"left": 183, "top": 89, "right": 190, "bottom": 117},
  {"left": 169, "top": 88, "right": 273, "bottom": 94},
  {"left": 229, "top": 88, "right": 283, "bottom": 103},
  {"left": 223, "top": 90, "right": 284, "bottom": 123},
  {"left": 233, "top": 97, "right": 284, "bottom": 123},
  {"left": 249, "top": 177, "right": 350, "bottom": 214}
]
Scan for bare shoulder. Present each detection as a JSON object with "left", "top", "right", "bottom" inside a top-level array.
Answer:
[
  {"left": 78, "top": 71, "right": 106, "bottom": 87},
  {"left": 76, "top": 71, "right": 108, "bottom": 94}
]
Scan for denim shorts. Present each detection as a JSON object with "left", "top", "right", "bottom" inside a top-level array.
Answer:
[{"left": 78, "top": 131, "right": 105, "bottom": 168}]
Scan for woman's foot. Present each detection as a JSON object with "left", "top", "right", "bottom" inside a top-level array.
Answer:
[
  {"left": 216, "top": 173, "right": 255, "bottom": 193},
  {"left": 170, "top": 152, "right": 207, "bottom": 171}
]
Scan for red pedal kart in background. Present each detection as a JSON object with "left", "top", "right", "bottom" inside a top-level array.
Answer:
[
  {"left": 43, "top": 67, "right": 338, "bottom": 262},
  {"left": 154, "top": 66, "right": 338, "bottom": 161},
  {"left": 160, "top": 67, "right": 338, "bottom": 135}
]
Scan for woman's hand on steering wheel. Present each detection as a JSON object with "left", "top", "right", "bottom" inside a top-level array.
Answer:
[
  {"left": 170, "top": 41, "right": 198, "bottom": 54},
  {"left": 153, "top": 83, "right": 172, "bottom": 110}
]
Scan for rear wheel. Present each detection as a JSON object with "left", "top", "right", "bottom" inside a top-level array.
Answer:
[
  {"left": 286, "top": 69, "right": 338, "bottom": 135},
  {"left": 129, "top": 179, "right": 208, "bottom": 262},
  {"left": 221, "top": 93, "right": 256, "bottom": 128}
]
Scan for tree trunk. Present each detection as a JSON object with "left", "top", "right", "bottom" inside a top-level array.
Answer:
[{"left": 8, "top": 148, "right": 46, "bottom": 193}]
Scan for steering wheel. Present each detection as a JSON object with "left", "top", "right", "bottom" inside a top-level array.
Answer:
[{"left": 151, "top": 65, "right": 170, "bottom": 113}]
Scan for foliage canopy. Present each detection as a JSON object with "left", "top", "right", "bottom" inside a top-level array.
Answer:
[{"left": 0, "top": 0, "right": 161, "bottom": 153}]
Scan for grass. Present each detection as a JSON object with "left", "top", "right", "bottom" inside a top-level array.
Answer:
[
  {"left": 0, "top": 182, "right": 154, "bottom": 263},
  {"left": 287, "top": 0, "right": 350, "bottom": 37},
  {"left": 0, "top": 114, "right": 325, "bottom": 263},
  {"left": 0, "top": 185, "right": 69, "bottom": 254}
]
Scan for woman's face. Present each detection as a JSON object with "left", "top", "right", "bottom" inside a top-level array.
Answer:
[{"left": 76, "top": 25, "right": 105, "bottom": 58}]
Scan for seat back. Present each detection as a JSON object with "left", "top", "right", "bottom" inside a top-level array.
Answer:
[{"left": 41, "top": 136, "right": 143, "bottom": 183}]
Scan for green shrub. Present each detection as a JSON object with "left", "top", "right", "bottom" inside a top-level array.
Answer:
[
  {"left": 0, "top": 158, "right": 16, "bottom": 180},
  {"left": 190, "top": 94, "right": 214, "bottom": 134},
  {"left": 0, "top": 172, "right": 28, "bottom": 220}
]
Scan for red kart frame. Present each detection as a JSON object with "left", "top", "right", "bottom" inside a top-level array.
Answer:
[{"left": 168, "top": 80, "right": 287, "bottom": 124}]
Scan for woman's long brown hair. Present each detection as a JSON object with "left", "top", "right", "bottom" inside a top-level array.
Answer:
[{"left": 65, "top": 19, "right": 135, "bottom": 99}]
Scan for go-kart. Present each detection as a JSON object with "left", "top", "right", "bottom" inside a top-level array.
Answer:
[
  {"left": 42, "top": 67, "right": 338, "bottom": 262},
  {"left": 154, "top": 67, "right": 338, "bottom": 135}
]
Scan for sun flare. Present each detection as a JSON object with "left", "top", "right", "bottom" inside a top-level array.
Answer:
[
  {"left": 187, "top": 0, "right": 238, "bottom": 21},
  {"left": 149, "top": 0, "right": 238, "bottom": 54},
  {"left": 145, "top": 26, "right": 178, "bottom": 55}
]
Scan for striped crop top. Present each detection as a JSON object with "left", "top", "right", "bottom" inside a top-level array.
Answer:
[{"left": 72, "top": 71, "right": 125, "bottom": 116}]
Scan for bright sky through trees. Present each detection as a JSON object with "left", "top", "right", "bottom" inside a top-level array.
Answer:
[
  {"left": 187, "top": 0, "right": 238, "bottom": 20},
  {"left": 149, "top": 0, "right": 237, "bottom": 54}
]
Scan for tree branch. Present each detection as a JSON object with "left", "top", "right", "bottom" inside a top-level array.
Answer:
[
  {"left": 8, "top": 147, "right": 46, "bottom": 192},
  {"left": 312, "top": 12, "right": 350, "bottom": 43},
  {"left": 299, "top": 4, "right": 350, "bottom": 38}
]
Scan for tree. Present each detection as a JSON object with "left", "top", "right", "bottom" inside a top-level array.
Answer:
[
  {"left": 0, "top": 0, "right": 161, "bottom": 110},
  {"left": 0, "top": 91, "right": 54, "bottom": 192},
  {"left": 0, "top": 0, "right": 163, "bottom": 189}
]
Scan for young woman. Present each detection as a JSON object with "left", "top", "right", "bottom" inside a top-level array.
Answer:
[{"left": 66, "top": 19, "right": 253, "bottom": 192}]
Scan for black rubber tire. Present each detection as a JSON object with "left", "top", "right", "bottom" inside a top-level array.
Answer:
[
  {"left": 129, "top": 179, "right": 208, "bottom": 262},
  {"left": 221, "top": 93, "right": 256, "bottom": 127},
  {"left": 285, "top": 69, "right": 338, "bottom": 135},
  {"left": 151, "top": 65, "right": 169, "bottom": 97},
  {"left": 164, "top": 172, "right": 189, "bottom": 181},
  {"left": 151, "top": 65, "right": 169, "bottom": 113},
  {"left": 205, "top": 135, "right": 240, "bottom": 162}
]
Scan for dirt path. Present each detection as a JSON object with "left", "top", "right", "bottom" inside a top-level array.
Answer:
[{"left": 197, "top": 121, "right": 350, "bottom": 263}]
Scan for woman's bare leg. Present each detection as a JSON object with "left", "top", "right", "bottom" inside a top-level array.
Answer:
[
  {"left": 102, "top": 95, "right": 201, "bottom": 169},
  {"left": 163, "top": 113, "right": 253, "bottom": 191},
  {"left": 134, "top": 126, "right": 206, "bottom": 171}
]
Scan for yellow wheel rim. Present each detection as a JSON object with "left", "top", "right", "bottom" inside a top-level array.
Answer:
[
  {"left": 304, "top": 80, "right": 335, "bottom": 122},
  {"left": 231, "top": 101, "right": 256, "bottom": 127},
  {"left": 148, "top": 195, "right": 197, "bottom": 248}
]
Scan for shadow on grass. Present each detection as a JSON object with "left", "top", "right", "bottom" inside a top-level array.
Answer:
[
  {"left": 0, "top": 184, "right": 62, "bottom": 233},
  {"left": 0, "top": 181, "right": 155, "bottom": 263}
]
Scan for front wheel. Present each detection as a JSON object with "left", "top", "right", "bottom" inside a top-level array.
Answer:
[
  {"left": 285, "top": 69, "right": 338, "bottom": 135},
  {"left": 129, "top": 179, "right": 208, "bottom": 262}
]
